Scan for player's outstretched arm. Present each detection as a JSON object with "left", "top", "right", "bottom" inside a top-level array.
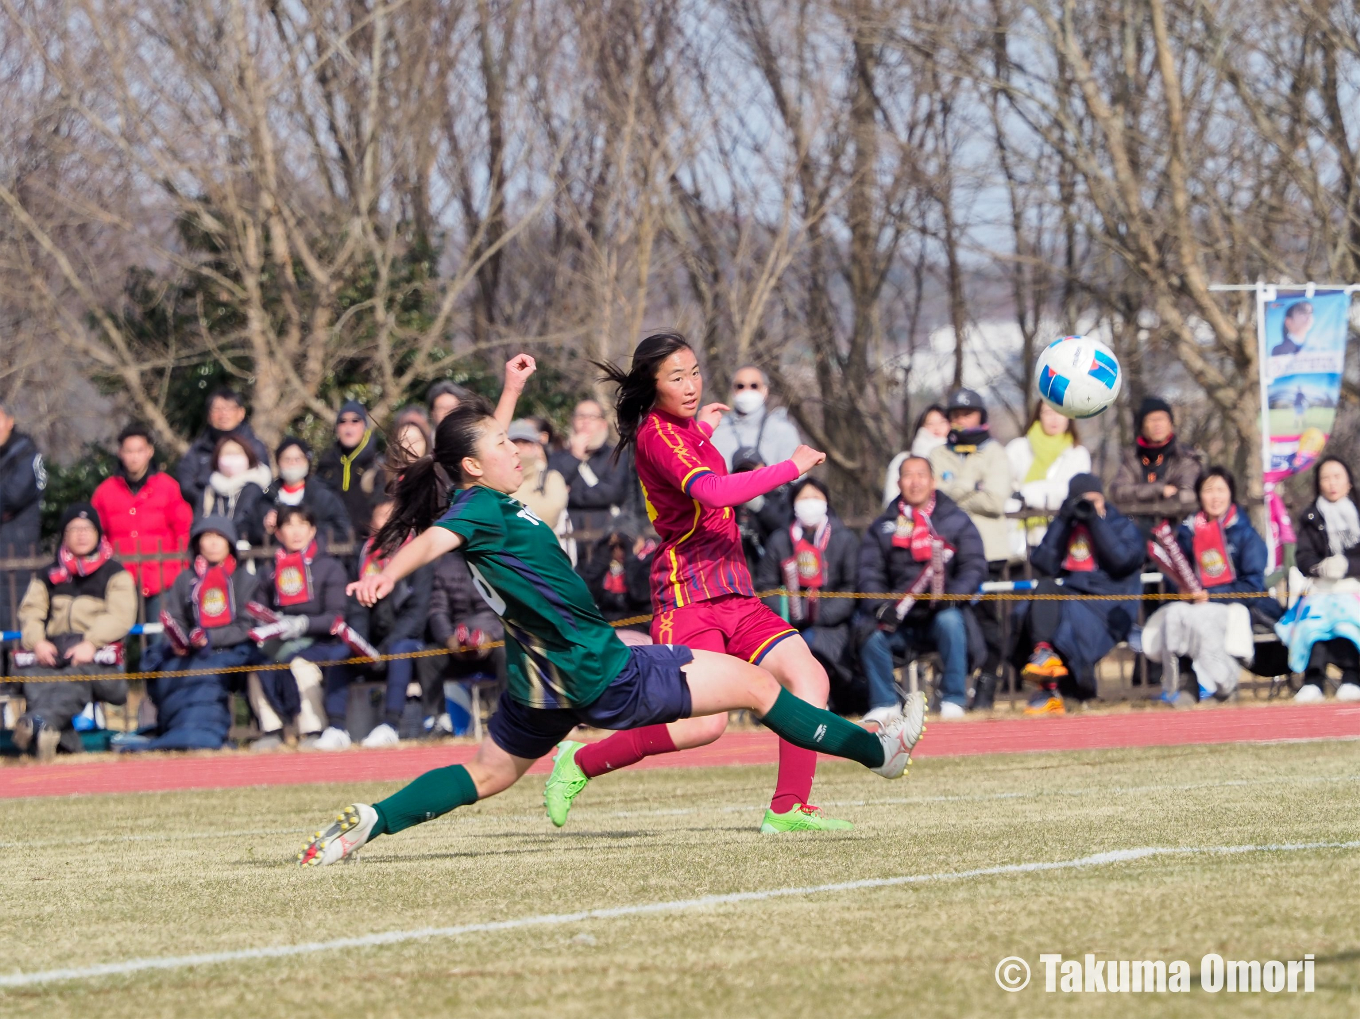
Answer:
[
  {"left": 494, "top": 353, "right": 537, "bottom": 430},
  {"left": 348, "top": 526, "right": 463, "bottom": 607},
  {"left": 686, "top": 445, "right": 826, "bottom": 510}
]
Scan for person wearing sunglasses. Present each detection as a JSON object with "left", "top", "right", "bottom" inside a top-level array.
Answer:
[
  {"left": 710, "top": 366, "right": 803, "bottom": 474},
  {"left": 316, "top": 400, "right": 383, "bottom": 539}
]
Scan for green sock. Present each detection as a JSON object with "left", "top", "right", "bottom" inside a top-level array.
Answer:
[
  {"left": 372, "top": 763, "right": 479, "bottom": 837},
  {"left": 759, "top": 688, "right": 885, "bottom": 769}
]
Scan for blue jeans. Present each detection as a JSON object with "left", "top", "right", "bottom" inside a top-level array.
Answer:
[
  {"left": 860, "top": 607, "right": 969, "bottom": 709},
  {"left": 141, "top": 594, "right": 163, "bottom": 646},
  {"left": 374, "top": 639, "right": 426, "bottom": 725}
]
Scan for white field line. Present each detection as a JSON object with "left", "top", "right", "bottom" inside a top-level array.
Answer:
[
  {"left": 5, "top": 772, "right": 1358, "bottom": 850},
  {"left": 2, "top": 839, "right": 1357, "bottom": 990}
]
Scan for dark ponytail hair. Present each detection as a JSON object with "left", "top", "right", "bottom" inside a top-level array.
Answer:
[
  {"left": 594, "top": 331, "right": 695, "bottom": 464},
  {"left": 371, "top": 395, "right": 497, "bottom": 554}
]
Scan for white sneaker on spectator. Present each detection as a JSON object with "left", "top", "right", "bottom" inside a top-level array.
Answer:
[
  {"left": 871, "top": 691, "right": 926, "bottom": 779},
  {"left": 307, "top": 726, "right": 352, "bottom": 751},
  {"left": 361, "top": 723, "right": 400, "bottom": 748},
  {"left": 1294, "top": 684, "right": 1325, "bottom": 704},
  {"left": 861, "top": 704, "right": 901, "bottom": 732},
  {"left": 938, "top": 701, "right": 966, "bottom": 721},
  {"left": 1336, "top": 683, "right": 1360, "bottom": 703},
  {"left": 434, "top": 712, "right": 453, "bottom": 735}
]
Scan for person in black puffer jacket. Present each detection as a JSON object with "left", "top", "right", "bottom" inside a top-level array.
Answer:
[
  {"left": 259, "top": 437, "right": 353, "bottom": 550},
  {"left": 316, "top": 400, "right": 383, "bottom": 539},
  {"left": 428, "top": 547, "right": 506, "bottom": 709},
  {"left": 757, "top": 479, "right": 864, "bottom": 714},
  {"left": 579, "top": 525, "right": 655, "bottom": 639},
  {"left": 130, "top": 516, "right": 259, "bottom": 751},
  {"left": 0, "top": 404, "right": 45, "bottom": 630}
]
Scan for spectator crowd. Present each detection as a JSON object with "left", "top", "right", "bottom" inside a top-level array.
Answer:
[{"left": 3, "top": 367, "right": 1357, "bottom": 762}]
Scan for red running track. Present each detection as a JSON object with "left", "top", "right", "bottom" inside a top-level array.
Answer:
[{"left": 2, "top": 703, "right": 1357, "bottom": 800}]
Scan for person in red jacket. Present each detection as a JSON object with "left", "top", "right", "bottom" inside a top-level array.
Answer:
[{"left": 91, "top": 425, "right": 193, "bottom": 636}]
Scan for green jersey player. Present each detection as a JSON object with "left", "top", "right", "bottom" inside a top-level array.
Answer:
[{"left": 298, "top": 356, "right": 925, "bottom": 866}]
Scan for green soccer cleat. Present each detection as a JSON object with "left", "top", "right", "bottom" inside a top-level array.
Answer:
[
  {"left": 759, "top": 804, "right": 855, "bottom": 834},
  {"left": 544, "top": 740, "right": 589, "bottom": 828}
]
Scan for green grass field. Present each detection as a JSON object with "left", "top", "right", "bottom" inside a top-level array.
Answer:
[
  {"left": 3, "top": 741, "right": 1359, "bottom": 1018},
  {"left": 1267, "top": 406, "right": 1335, "bottom": 436}
]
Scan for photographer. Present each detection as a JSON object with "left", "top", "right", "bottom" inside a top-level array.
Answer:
[{"left": 1011, "top": 475, "right": 1143, "bottom": 714}]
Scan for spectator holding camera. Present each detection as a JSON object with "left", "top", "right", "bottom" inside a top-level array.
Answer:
[
  {"left": 548, "top": 399, "right": 636, "bottom": 536},
  {"left": 13, "top": 504, "right": 134, "bottom": 759},
  {"left": 1012, "top": 475, "right": 1143, "bottom": 715},
  {"left": 858, "top": 456, "right": 987, "bottom": 726},
  {"left": 732, "top": 446, "right": 792, "bottom": 575},
  {"left": 758, "top": 478, "right": 863, "bottom": 713},
  {"left": 345, "top": 499, "right": 435, "bottom": 747}
]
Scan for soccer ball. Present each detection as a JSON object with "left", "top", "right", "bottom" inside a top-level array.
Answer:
[{"left": 1035, "top": 335, "right": 1122, "bottom": 418}]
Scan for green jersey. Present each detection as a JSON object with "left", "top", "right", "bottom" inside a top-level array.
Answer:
[{"left": 434, "top": 484, "right": 632, "bottom": 708}]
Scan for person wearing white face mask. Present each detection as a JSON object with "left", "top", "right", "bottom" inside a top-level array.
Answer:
[
  {"left": 259, "top": 437, "right": 353, "bottom": 548},
  {"left": 711, "top": 366, "right": 803, "bottom": 473},
  {"left": 756, "top": 478, "right": 864, "bottom": 713},
  {"left": 200, "top": 435, "right": 272, "bottom": 549}
]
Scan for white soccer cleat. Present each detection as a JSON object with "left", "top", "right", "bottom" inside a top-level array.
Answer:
[
  {"left": 871, "top": 690, "right": 926, "bottom": 779},
  {"left": 298, "top": 803, "right": 378, "bottom": 867},
  {"left": 938, "top": 701, "right": 966, "bottom": 721},
  {"left": 361, "top": 722, "right": 400, "bottom": 748},
  {"left": 1294, "top": 684, "right": 1325, "bottom": 704},
  {"left": 1335, "top": 682, "right": 1360, "bottom": 703},
  {"left": 308, "top": 726, "right": 352, "bottom": 751},
  {"left": 861, "top": 704, "right": 902, "bottom": 732}
]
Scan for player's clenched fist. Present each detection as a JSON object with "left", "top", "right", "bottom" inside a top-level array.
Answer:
[
  {"left": 791, "top": 444, "right": 826, "bottom": 474},
  {"left": 347, "top": 574, "right": 394, "bottom": 608},
  {"left": 505, "top": 353, "right": 536, "bottom": 390}
]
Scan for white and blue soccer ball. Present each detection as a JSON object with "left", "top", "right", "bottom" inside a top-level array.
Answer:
[{"left": 1035, "top": 335, "right": 1122, "bottom": 419}]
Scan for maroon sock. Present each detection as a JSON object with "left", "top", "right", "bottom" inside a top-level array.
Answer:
[
  {"left": 575, "top": 724, "right": 678, "bottom": 779},
  {"left": 769, "top": 739, "right": 818, "bottom": 814}
]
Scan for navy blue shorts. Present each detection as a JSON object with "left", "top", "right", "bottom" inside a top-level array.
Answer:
[{"left": 487, "top": 644, "right": 694, "bottom": 761}]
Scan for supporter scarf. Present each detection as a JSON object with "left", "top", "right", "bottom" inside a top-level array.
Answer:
[
  {"left": 1191, "top": 506, "right": 1238, "bottom": 588},
  {"left": 48, "top": 538, "right": 115, "bottom": 585},
  {"left": 604, "top": 561, "right": 627, "bottom": 594},
  {"left": 277, "top": 481, "right": 306, "bottom": 507},
  {"left": 788, "top": 521, "right": 832, "bottom": 589},
  {"left": 893, "top": 496, "right": 937, "bottom": 562},
  {"left": 274, "top": 540, "right": 318, "bottom": 607},
  {"left": 1062, "top": 524, "right": 1097, "bottom": 572},
  {"left": 192, "top": 554, "right": 237, "bottom": 628},
  {"left": 359, "top": 533, "right": 411, "bottom": 580},
  {"left": 1136, "top": 435, "right": 1175, "bottom": 484}
]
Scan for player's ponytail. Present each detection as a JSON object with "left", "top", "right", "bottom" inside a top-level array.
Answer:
[
  {"left": 373, "top": 395, "right": 496, "bottom": 554},
  {"left": 594, "top": 331, "right": 693, "bottom": 465}
]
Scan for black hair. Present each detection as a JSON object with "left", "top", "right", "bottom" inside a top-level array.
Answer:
[
  {"left": 427, "top": 379, "right": 471, "bottom": 411},
  {"left": 117, "top": 423, "right": 155, "bottom": 447},
  {"left": 372, "top": 395, "right": 498, "bottom": 554},
  {"left": 913, "top": 404, "right": 948, "bottom": 435},
  {"left": 207, "top": 386, "right": 245, "bottom": 409},
  {"left": 1025, "top": 399, "right": 1079, "bottom": 445},
  {"left": 1313, "top": 455, "right": 1355, "bottom": 501},
  {"left": 594, "top": 331, "right": 695, "bottom": 465},
  {"left": 1195, "top": 465, "right": 1237, "bottom": 507},
  {"left": 1283, "top": 300, "right": 1312, "bottom": 332},
  {"left": 211, "top": 432, "right": 260, "bottom": 470},
  {"left": 276, "top": 504, "right": 317, "bottom": 529},
  {"left": 793, "top": 476, "right": 831, "bottom": 503}
]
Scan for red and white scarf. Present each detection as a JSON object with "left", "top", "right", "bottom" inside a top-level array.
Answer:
[
  {"left": 358, "top": 533, "right": 411, "bottom": 582},
  {"left": 274, "top": 540, "right": 318, "bottom": 607},
  {"left": 192, "top": 554, "right": 237, "bottom": 628},
  {"left": 604, "top": 560, "right": 628, "bottom": 594},
  {"left": 48, "top": 538, "right": 115, "bottom": 585},
  {"left": 893, "top": 496, "right": 938, "bottom": 563},
  {"left": 1062, "top": 524, "right": 1097, "bottom": 572},
  {"left": 788, "top": 521, "right": 832, "bottom": 589},
  {"left": 1191, "top": 506, "right": 1238, "bottom": 589}
]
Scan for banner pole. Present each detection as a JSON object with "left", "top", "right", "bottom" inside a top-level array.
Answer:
[{"left": 1256, "top": 282, "right": 1275, "bottom": 571}]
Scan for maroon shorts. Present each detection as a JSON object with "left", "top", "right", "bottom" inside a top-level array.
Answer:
[{"left": 651, "top": 594, "right": 799, "bottom": 664}]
